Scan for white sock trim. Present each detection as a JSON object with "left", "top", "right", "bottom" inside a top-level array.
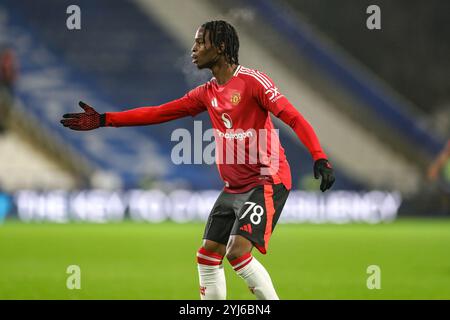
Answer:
[
  {"left": 234, "top": 257, "right": 279, "bottom": 300},
  {"left": 198, "top": 263, "right": 227, "bottom": 300}
]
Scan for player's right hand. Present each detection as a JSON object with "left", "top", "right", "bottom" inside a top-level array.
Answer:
[{"left": 60, "top": 101, "right": 105, "bottom": 131}]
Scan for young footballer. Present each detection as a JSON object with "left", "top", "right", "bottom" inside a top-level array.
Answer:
[{"left": 61, "top": 20, "right": 335, "bottom": 300}]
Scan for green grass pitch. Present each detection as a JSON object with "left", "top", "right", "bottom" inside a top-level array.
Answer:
[{"left": 0, "top": 218, "right": 449, "bottom": 299}]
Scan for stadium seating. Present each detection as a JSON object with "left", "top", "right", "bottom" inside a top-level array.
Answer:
[
  {"left": 248, "top": 0, "right": 446, "bottom": 155},
  {"left": 0, "top": 0, "right": 223, "bottom": 190},
  {"left": 0, "top": 130, "right": 76, "bottom": 190},
  {"left": 0, "top": 0, "right": 363, "bottom": 191}
]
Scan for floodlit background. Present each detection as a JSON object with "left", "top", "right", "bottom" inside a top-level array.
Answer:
[{"left": 0, "top": 0, "right": 449, "bottom": 299}]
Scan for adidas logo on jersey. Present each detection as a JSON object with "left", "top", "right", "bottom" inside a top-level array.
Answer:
[{"left": 211, "top": 97, "right": 218, "bottom": 108}]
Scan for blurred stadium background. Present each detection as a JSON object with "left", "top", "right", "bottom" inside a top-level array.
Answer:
[{"left": 0, "top": 0, "right": 449, "bottom": 299}]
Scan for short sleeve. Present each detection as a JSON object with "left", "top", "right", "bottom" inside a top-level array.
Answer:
[{"left": 252, "top": 71, "right": 288, "bottom": 116}]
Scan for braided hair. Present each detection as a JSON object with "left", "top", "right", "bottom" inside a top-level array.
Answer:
[{"left": 201, "top": 20, "right": 239, "bottom": 65}]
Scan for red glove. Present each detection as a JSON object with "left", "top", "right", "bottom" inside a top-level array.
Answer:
[{"left": 60, "top": 101, "right": 105, "bottom": 131}]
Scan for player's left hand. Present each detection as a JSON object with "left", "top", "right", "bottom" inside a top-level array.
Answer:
[{"left": 314, "top": 159, "right": 335, "bottom": 192}]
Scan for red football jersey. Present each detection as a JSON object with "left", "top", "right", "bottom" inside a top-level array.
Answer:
[{"left": 105, "top": 65, "right": 327, "bottom": 193}]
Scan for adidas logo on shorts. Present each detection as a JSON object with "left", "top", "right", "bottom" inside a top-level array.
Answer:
[{"left": 240, "top": 224, "right": 252, "bottom": 234}]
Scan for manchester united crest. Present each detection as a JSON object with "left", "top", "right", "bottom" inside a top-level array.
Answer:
[{"left": 231, "top": 92, "right": 241, "bottom": 105}]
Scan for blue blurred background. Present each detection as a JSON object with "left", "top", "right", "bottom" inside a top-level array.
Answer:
[{"left": 0, "top": 0, "right": 448, "bottom": 223}]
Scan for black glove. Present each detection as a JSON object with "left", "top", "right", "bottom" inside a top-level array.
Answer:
[
  {"left": 313, "top": 159, "right": 335, "bottom": 192},
  {"left": 60, "top": 101, "right": 105, "bottom": 131}
]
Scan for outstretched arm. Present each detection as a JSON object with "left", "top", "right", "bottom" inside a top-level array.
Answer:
[
  {"left": 105, "top": 95, "right": 205, "bottom": 127},
  {"left": 61, "top": 94, "right": 206, "bottom": 130}
]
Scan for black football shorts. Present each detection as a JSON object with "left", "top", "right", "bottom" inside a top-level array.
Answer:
[{"left": 203, "top": 183, "right": 290, "bottom": 254}]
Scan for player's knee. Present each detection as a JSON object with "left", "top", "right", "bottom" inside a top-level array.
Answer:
[
  {"left": 225, "top": 246, "right": 250, "bottom": 262},
  {"left": 197, "top": 240, "right": 226, "bottom": 264},
  {"left": 197, "top": 246, "right": 225, "bottom": 266},
  {"left": 225, "top": 235, "right": 252, "bottom": 262},
  {"left": 201, "top": 240, "right": 226, "bottom": 257},
  {"left": 225, "top": 250, "right": 240, "bottom": 262}
]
